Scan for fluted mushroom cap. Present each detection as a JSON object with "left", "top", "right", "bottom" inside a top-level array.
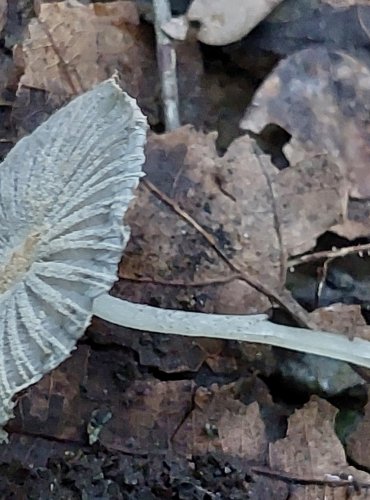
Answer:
[{"left": 0, "top": 78, "right": 147, "bottom": 431}]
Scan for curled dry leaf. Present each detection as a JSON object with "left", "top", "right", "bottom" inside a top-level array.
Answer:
[
  {"left": 241, "top": 46, "right": 370, "bottom": 238},
  {"left": 0, "top": 78, "right": 147, "bottom": 432},
  {"left": 187, "top": 0, "right": 284, "bottom": 45},
  {"left": 117, "top": 126, "right": 345, "bottom": 316}
]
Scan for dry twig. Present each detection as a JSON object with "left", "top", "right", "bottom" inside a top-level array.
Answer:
[
  {"left": 152, "top": 0, "right": 180, "bottom": 130},
  {"left": 288, "top": 242, "right": 370, "bottom": 267}
]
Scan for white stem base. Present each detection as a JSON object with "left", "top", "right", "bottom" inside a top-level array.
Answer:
[{"left": 93, "top": 294, "right": 370, "bottom": 369}]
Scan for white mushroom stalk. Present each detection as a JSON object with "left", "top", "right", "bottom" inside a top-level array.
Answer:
[
  {"left": 93, "top": 295, "right": 370, "bottom": 370},
  {"left": 1, "top": 77, "right": 370, "bottom": 435}
]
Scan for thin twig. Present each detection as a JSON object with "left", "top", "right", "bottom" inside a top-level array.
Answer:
[
  {"left": 315, "top": 257, "right": 334, "bottom": 309},
  {"left": 152, "top": 0, "right": 180, "bottom": 130},
  {"left": 118, "top": 272, "right": 242, "bottom": 287},
  {"left": 257, "top": 153, "right": 287, "bottom": 287},
  {"left": 143, "top": 178, "right": 217, "bottom": 245},
  {"left": 288, "top": 242, "right": 370, "bottom": 267},
  {"left": 142, "top": 178, "right": 314, "bottom": 328},
  {"left": 251, "top": 466, "right": 370, "bottom": 490}
]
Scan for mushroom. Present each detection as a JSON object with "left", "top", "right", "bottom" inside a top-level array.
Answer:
[
  {"left": 0, "top": 77, "right": 146, "bottom": 431},
  {"left": 1, "top": 77, "right": 370, "bottom": 435}
]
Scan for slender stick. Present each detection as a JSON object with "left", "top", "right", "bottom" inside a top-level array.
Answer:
[
  {"left": 288, "top": 242, "right": 370, "bottom": 267},
  {"left": 93, "top": 294, "right": 370, "bottom": 369},
  {"left": 153, "top": 0, "right": 180, "bottom": 130}
]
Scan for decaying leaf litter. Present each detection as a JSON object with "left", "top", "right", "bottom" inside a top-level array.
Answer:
[{"left": 2, "top": 0, "right": 370, "bottom": 498}]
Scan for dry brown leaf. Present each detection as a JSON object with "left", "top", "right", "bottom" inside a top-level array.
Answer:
[
  {"left": 19, "top": 1, "right": 157, "bottom": 106},
  {"left": 241, "top": 47, "right": 370, "bottom": 239},
  {"left": 9, "top": 345, "right": 91, "bottom": 441},
  {"left": 8, "top": 340, "right": 195, "bottom": 454},
  {"left": 241, "top": 48, "right": 370, "bottom": 238},
  {"left": 269, "top": 396, "right": 346, "bottom": 477},
  {"left": 241, "top": 47, "right": 370, "bottom": 203},
  {"left": 99, "top": 379, "right": 194, "bottom": 454},
  {"left": 289, "top": 484, "right": 364, "bottom": 499},
  {"left": 90, "top": 315, "right": 225, "bottom": 374},
  {"left": 269, "top": 396, "right": 370, "bottom": 485},
  {"left": 187, "top": 0, "right": 284, "bottom": 45},
  {"left": 173, "top": 383, "right": 268, "bottom": 460},
  {"left": 276, "top": 156, "right": 347, "bottom": 256},
  {"left": 248, "top": 476, "right": 289, "bottom": 499},
  {"left": 309, "top": 303, "right": 370, "bottom": 341},
  {"left": 0, "top": 434, "right": 74, "bottom": 469},
  {"left": 346, "top": 388, "right": 370, "bottom": 469},
  {"left": 115, "top": 127, "right": 345, "bottom": 317}
]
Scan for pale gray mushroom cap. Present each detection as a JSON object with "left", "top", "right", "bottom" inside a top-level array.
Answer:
[{"left": 0, "top": 78, "right": 147, "bottom": 430}]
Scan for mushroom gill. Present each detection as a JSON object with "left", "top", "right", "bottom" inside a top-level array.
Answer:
[{"left": 0, "top": 77, "right": 147, "bottom": 433}]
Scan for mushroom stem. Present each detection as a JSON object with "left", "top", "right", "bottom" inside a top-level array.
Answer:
[{"left": 93, "top": 294, "right": 370, "bottom": 369}]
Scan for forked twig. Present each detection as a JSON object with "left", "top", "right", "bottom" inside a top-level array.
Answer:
[{"left": 288, "top": 242, "right": 370, "bottom": 267}]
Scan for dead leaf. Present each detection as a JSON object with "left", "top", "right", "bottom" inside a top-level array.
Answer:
[
  {"left": 334, "top": 197, "right": 370, "bottom": 239},
  {"left": 116, "top": 127, "right": 345, "bottom": 318},
  {"left": 269, "top": 396, "right": 345, "bottom": 476},
  {"left": 7, "top": 341, "right": 194, "bottom": 455},
  {"left": 241, "top": 47, "right": 370, "bottom": 202},
  {"left": 309, "top": 303, "right": 370, "bottom": 341},
  {"left": 0, "top": 434, "right": 75, "bottom": 468},
  {"left": 249, "top": 476, "right": 289, "bottom": 500},
  {"left": 18, "top": 1, "right": 158, "bottom": 119},
  {"left": 90, "top": 317, "right": 283, "bottom": 381},
  {"left": 8, "top": 345, "right": 91, "bottom": 441},
  {"left": 90, "top": 315, "right": 224, "bottom": 374},
  {"left": 99, "top": 379, "right": 194, "bottom": 454},
  {"left": 289, "top": 484, "right": 366, "bottom": 499},
  {"left": 173, "top": 383, "right": 268, "bottom": 460},
  {"left": 275, "top": 156, "right": 346, "bottom": 255},
  {"left": 346, "top": 388, "right": 370, "bottom": 468},
  {"left": 187, "top": 0, "right": 284, "bottom": 45},
  {"left": 269, "top": 395, "right": 370, "bottom": 484}
]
